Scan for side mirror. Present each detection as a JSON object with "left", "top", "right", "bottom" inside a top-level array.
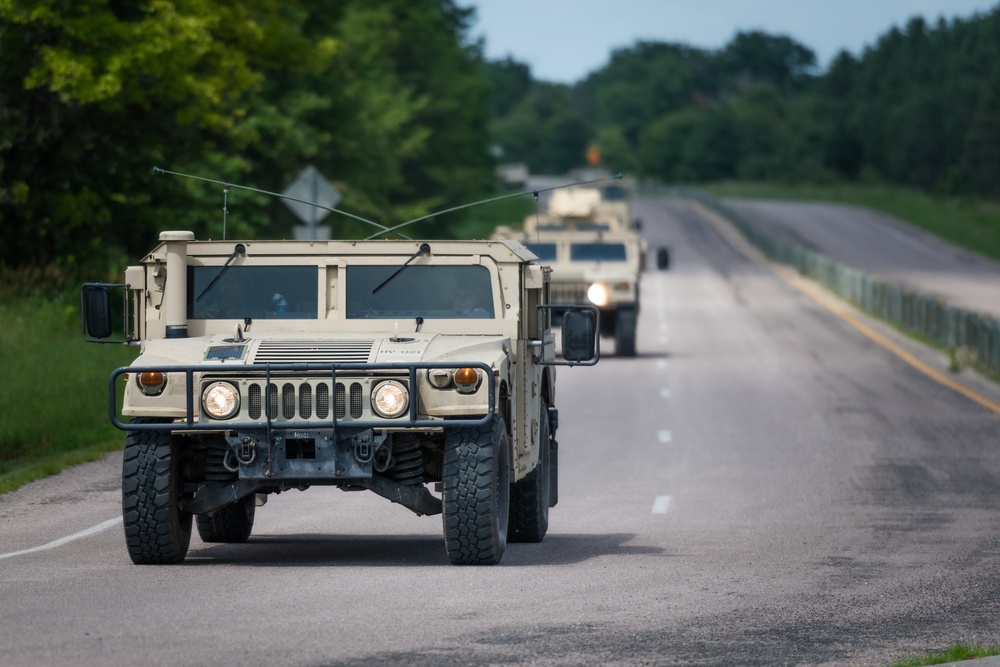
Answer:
[
  {"left": 82, "top": 285, "right": 113, "bottom": 339},
  {"left": 561, "top": 308, "right": 598, "bottom": 363},
  {"left": 633, "top": 218, "right": 643, "bottom": 231},
  {"left": 656, "top": 247, "right": 671, "bottom": 271}
]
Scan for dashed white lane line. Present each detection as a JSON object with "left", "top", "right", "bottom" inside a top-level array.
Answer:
[
  {"left": 652, "top": 496, "right": 672, "bottom": 514},
  {"left": 660, "top": 388, "right": 672, "bottom": 398},
  {"left": 658, "top": 430, "right": 672, "bottom": 443},
  {"left": 0, "top": 517, "right": 121, "bottom": 561},
  {"left": 656, "top": 359, "right": 667, "bottom": 370}
]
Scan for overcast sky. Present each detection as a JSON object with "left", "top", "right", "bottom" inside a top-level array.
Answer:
[{"left": 460, "top": 1, "right": 999, "bottom": 83}]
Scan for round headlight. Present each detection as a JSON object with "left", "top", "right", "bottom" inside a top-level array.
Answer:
[
  {"left": 372, "top": 381, "right": 408, "bottom": 418},
  {"left": 203, "top": 382, "right": 240, "bottom": 419},
  {"left": 587, "top": 282, "right": 609, "bottom": 307}
]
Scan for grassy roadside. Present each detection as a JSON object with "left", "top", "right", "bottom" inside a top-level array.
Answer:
[
  {"left": 704, "top": 182, "right": 1000, "bottom": 265},
  {"left": 889, "top": 643, "right": 1000, "bottom": 666},
  {"left": 0, "top": 294, "right": 135, "bottom": 494}
]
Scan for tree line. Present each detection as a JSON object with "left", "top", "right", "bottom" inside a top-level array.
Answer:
[
  {"left": 0, "top": 0, "right": 493, "bottom": 274},
  {"left": 489, "top": 6, "right": 1000, "bottom": 197},
  {"left": 3, "top": 2, "right": 999, "bottom": 274}
]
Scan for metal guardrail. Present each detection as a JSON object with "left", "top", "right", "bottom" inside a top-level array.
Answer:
[{"left": 648, "top": 185, "right": 1000, "bottom": 377}]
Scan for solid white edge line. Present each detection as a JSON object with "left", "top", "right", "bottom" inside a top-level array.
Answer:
[
  {"left": 0, "top": 517, "right": 122, "bottom": 561},
  {"left": 652, "top": 496, "right": 671, "bottom": 514}
]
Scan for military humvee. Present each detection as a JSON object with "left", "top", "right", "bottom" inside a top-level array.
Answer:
[
  {"left": 82, "top": 233, "right": 599, "bottom": 566},
  {"left": 493, "top": 186, "right": 667, "bottom": 357}
]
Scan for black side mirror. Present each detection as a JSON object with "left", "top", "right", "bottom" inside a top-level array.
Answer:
[
  {"left": 656, "top": 247, "right": 671, "bottom": 271},
  {"left": 82, "top": 285, "right": 113, "bottom": 339},
  {"left": 634, "top": 218, "right": 643, "bottom": 231},
  {"left": 561, "top": 308, "right": 598, "bottom": 363}
]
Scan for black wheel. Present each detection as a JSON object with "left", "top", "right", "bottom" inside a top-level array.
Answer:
[
  {"left": 509, "top": 402, "right": 551, "bottom": 543},
  {"left": 196, "top": 495, "right": 255, "bottom": 543},
  {"left": 657, "top": 247, "right": 671, "bottom": 270},
  {"left": 442, "top": 416, "right": 510, "bottom": 565},
  {"left": 122, "top": 417, "right": 192, "bottom": 564},
  {"left": 615, "top": 307, "right": 637, "bottom": 357}
]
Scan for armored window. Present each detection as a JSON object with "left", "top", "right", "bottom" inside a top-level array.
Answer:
[
  {"left": 346, "top": 265, "right": 494, "bottom": 319},
  {"left": 188, "top": 266, "right": 318, "bottom": 320},
  {"left": 569, "top": 243, "right": 628, "bottom": 262},
  {"left": 524, "top": 243, "right": 557, "bottom": 262}
]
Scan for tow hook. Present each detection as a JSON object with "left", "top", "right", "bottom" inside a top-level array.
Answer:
[
  {"left": 224, "top": 436, "right": 257, "bottom": 472},
  {"left": 354, "top": 430, "right": 387, "bottom": 465}
]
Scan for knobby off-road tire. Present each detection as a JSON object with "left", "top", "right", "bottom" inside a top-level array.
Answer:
[
  {"left": 122, "top": 418, "right": 192, "bottom": 564},
  {"left": 509, "top": 401, "right": 552, "bottom": 543},
  {"left": 615, "top": 307, "right": 637, "bottom": 357},
  {"left": 442, "top": 416, "right": 510, "bottom": 565},
  {"left": 196, "top": 495, "right": 255, "bottom": 543}
]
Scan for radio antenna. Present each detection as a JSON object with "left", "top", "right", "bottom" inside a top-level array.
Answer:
[
  {"left": 363, "top": 173, "right": 622, "bottom": 240},
  {"left": 152, "top": 167, "right": 408, "bottom": 239}
]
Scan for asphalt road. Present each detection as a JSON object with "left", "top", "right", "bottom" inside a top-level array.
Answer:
[{"left": 2, "top": 197, "right": 1000, "bottom": 666}]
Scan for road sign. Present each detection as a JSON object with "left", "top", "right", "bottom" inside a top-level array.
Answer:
[{"left": 282, "top": 166, "right": 341, "bottom": 229}]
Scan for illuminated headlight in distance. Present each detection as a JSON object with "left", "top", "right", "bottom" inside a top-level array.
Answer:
[
  {"left": 137, "top": 371, "right": 167, "bottom": 396},
  {"left": 587, "top": 282, "right": 609, "bottom": 307},
  {"left": 453, "top": 367, "right": 480, "bottom": 393},
  {"left": 202, "top": 382, "right": 240, "bottom": 419},
  {"left": 372, "top": 381, "right": 409, "bottom": 418}
]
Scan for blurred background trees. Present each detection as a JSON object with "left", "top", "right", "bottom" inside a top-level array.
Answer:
[{"left": 2, "top": 2, "right": 999, "bottom": 274}]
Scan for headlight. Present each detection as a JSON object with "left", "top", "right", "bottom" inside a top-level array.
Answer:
[
  {"left": 203, "top": 382, "right": 240, "bottom": 419},
  {"left": 587, "top": 282, "right": 609, "bottom": 307},
  {"left": 372, "top": 380, "right": 408, "bottom": 418}
]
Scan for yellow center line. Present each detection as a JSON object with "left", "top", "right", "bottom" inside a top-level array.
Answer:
[{"left": 690, "top": 200, "right": 1000, "bottom": 417}]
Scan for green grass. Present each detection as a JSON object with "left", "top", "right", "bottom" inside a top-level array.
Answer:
[
  {"left": 704, "top": 182, "right": 1000, "bottom": 265},
  {"left": 0, "top": 293, "right": 135, "bottom": 493},
  {"left": 889, "top": 643, "right": 1000, "bottom": 666}
]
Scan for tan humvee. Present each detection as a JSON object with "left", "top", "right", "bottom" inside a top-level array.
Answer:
[
  {"left": 494, "top": 184, "right": 666, "bottom": 356},
  {"left": 82, "top": 233, "right": 599, "bottom": 566}
]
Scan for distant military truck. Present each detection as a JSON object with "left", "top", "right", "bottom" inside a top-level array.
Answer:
[
  {"left": 494, "top": 186, "right": 668, "bottom": 356},
  {"left": 494, "top": 226, "right": 649, "bottom": 356},
  {"left": 82, "top": 233, "right": 599, "bottom": 566}
]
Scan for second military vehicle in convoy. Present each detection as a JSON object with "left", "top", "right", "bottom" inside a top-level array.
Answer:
[{"left": 493, "top": 186, "right": 668, "bottom": 356}]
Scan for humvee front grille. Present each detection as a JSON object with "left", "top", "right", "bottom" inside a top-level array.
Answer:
[
  {"left": 550, "top": 282, "right": 588, "bottom": 304},
  {"left": 244, "top": 380, "right": 371, "bottom": 422}
]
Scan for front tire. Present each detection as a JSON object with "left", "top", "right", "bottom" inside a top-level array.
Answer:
[
  {"left": 442, "top": 416, "right": 510, "bottom": 565},
  {"left": 196, "top": 495, "right": 255, "bottom": 543},
  {"left": 615, "top": 307, "right": 637, "bottom": 357},
  {"left": 122, "top": 418, "right": 192, "bottom": 564},
  {"left": 509, "top": 402, "right": 552, "bottom": 543}
]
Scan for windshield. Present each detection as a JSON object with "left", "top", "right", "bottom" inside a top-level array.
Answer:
[
  {"left": 346, "top": 265, "right": 494, "bottom": 319},
  {"left": 188, "top": 266, "right": 318, "bottom": 319},
  {"left": 570, "top": 243, "right": 628, "bottom": 262},
  {"left": 525, "top": 242, "right": 557, "bottom": 262}
]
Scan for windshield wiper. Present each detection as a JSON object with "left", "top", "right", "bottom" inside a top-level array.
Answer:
[
  {"left": 372, "top": 243, "right": 430, "bottom": 294},
  {"left": 196, "top": 243, "right": 245, "bottom": 303}
]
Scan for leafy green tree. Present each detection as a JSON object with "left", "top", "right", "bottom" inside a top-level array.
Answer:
[{"left": 493, "top": 83, "right": 590, "bottom": 174}]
